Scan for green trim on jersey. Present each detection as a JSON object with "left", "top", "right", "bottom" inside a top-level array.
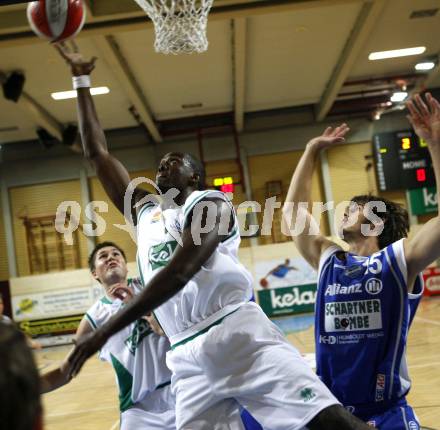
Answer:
[
  {"left": 183, "top": 191, "right": 238, "bottom": 242},
  {"left": 171, "top": 307, "right": 241, "bottom": 350},
  {"left": 183, "top": 190, "right": 213, "bottom": 219},
  {"left": 110, "top": 353, "right": 134, "bottom": 412},
  {"left": 155, "top": 380, "right": 171, "bottom": 390},
  {"left": 137, "top": 202, "right": 156, "bottom": 223},
  {"left": 85, "top": 313, "right": 97, "bottom": 330},
  {"left": 100, "top": 296, "right": 112, "bottom": 305}
]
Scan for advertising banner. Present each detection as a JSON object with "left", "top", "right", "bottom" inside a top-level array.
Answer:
[{"left": 254, "top": 257, "right": 317, "bottom": 317}]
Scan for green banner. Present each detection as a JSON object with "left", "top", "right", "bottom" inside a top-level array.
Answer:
[
  {"left": 408, "top": 187, "right": 438, "bottom": 215},
  {"left": 257, "top": 283, "right": 317, "bottom": 317}
]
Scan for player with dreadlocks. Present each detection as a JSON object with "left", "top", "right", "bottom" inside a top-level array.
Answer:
[{"left": 283, "top": 93, "right": 440, "bottom": 429}]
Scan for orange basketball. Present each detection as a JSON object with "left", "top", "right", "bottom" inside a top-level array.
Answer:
[
  {"left": 27, "top": 0, "right": 86, "bottom": 43},
  {"left": 260, "top": 278, "right": 268, "bottom": 288}
]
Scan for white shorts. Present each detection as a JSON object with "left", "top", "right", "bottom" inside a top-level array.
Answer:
[
  {"left": 120, "top": 385, "right": 176, "bottom": 430},
  {"left": 167, "top": 302, "right": 339, "bottom": 430}
]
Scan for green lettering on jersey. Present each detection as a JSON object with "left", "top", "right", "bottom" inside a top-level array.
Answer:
[
  {"left": 124, "top": 319, "right": 153, "bottom": 355},
  {"left": 149, "top": 240, "right": 178, "bottom": 270}
]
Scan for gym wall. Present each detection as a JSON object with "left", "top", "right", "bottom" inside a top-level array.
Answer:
[
  {"left": 0, "top": 193, "right": 8, "bottom": 280},
  {"left": 9, "top": 180, "right": 89, "bottom": 277}
]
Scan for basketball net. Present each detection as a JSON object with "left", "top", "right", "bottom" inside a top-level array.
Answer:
[{"left": 133, "top": 0, "right": 214, "bottom": 54}]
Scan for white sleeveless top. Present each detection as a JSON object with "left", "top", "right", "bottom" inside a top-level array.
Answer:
[
  {"left": 85, "top": 278, "right": 172, "bottom": 411},
  {"left": 136, "top": 190, "right": 253, "bottom": 347}
]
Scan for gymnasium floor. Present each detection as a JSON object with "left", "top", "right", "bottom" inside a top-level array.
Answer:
[{"left": 37, "top": 295, "right": 440, "bottom": 430}]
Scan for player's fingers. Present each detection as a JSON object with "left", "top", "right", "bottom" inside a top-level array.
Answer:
[
  {"left": 89, "top": 56, "right": 98, "bottom": 70},
  {"left": 334, "top": 124, "right": 349, "bottom": 137},
  {"left": 69, "top": 351, "right": 84, "bottom": 378},
  {"left": 427, "top": 93, "right": 440, "bottom": 114},
  {"left": 322, "top": 126, "right": 333, "bottom": 137},
  {"left": 340, "top": 124, "right": 350, "bottom": 135},
  {"left": 54, "top": 43, "right": 70, "bottom": 61},
  {"left": 327, "top": 136, "right": 345, "bottom": 145},
  {"left": 414, "top": 94, "right": 430, "bottom": 117},
  {"left": 60, "top": 41, "right": 70, "bottom": 54},
  {"left": 67, "top": 353, "right": 78, "bottom": 379},
  {"left": 70, "top": 39, "right": 79, "bottom": 53},
  {"left": 406, "top": 100, "right": 422, "bottom": 120},
  {"left": 72, "top": 358, "right": 84, "bottom": 378}
]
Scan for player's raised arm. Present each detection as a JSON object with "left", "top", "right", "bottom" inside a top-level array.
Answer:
[
  {"left": 67, "top": 197, "right": 234, "bottom": 377},
  {"left": 404, "top": 93, "right": 440, "bottom": 287},
  {"left": 282, "top": 125, "right": 349, "bottom": 269},
  {"left": 55, "top": 43, "right": 147, "bottom": 217}
]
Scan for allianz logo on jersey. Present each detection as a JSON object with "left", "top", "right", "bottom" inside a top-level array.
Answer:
[
  {"left": 325, "top": 283, "right": 362, "bottom": 296},
  {"left": 149, "top": 240, "right": 178, "bottom": 270},
  {"left": 325, "top": 279, "right": 383, "bottom": 296}
]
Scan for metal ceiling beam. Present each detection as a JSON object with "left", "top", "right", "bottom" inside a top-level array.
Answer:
[
  {"left": 0, "top": 72, "right": 63, "bottom": 141},
  {"left": 0, "top": 0, "right": 361, "bottom": 48},
  {"left": 93, "top": 35, "right": 162, "bottom": 143},
  {"left": 315, "top": 0, "right": 387, "bottom": 121},
  {"left": 232, "top": 18, "right": 247, "bottom": 133}
]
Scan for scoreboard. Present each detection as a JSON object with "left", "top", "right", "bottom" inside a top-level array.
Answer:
[{"left": 373, "top": 131, "right": 435, "bottom": 191}]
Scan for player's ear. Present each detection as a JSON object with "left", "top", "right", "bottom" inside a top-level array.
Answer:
[
  {"left": 191, "top": 172, "right": 200, "bottom": 188},
  {"left": 91, "top": 270, "right": 99, "bottom": 282}
]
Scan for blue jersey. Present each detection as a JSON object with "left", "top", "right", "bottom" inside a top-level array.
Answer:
[
  {"left": 272, "top": 265, "right": 290, "bottom": 278},
  {"left": 315, "top": 239, "right": 423, "bottom": 419}
]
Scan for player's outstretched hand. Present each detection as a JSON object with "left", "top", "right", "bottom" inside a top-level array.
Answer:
[
  {"left": 67, "top": 330, "right": 106, "bottom": 378},
  {"left": 54, "top": 40, "right": 97, "bottom": 77},
  {"left": 307, "top": 123, "right": 350, "bottom": 151},
  {"left": 407, "top": 93, "right": 440, "bottom": 146}
]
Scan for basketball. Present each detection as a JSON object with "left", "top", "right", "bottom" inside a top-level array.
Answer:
[
  {"left": 27, "top": 0, "right": 86, "bottom": 43},
  {"left": 259, "top": 278, "right": 268, "bottom": 288}
]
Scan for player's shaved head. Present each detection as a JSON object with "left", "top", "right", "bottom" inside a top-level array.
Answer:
[{"left": 182, "top": 153, "right": 206, "bottom": 191}]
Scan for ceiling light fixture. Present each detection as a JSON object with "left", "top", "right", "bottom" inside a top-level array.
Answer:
[
  {"left": 369, "top": 47, "right": 426, "bottom": 61},
  {"left": 373, "top": 111, "right": 381, "bottom": 121},
  {"left": 51, "top": 86, "right": 110, "bottom": 100},
  {"left": 415, "top": 61, "right": 436, "bottom": 71},
  {"left": 390, "top": 92, "right": 408, "bottom": 103}
]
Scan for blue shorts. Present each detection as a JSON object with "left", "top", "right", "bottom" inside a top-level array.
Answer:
[
  {"left": 365, "top": 404, "right": 419, "bottom": 430},
  {"left": 241, "top": 408, "right": 263, "bottom": 430}
]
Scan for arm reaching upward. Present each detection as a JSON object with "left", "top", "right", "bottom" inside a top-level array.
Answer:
[
  {"left": 55, "top": 43, "right": 148, "bottom": 218},
  {"left": 404, "top": 93, "right": 440, "bottom": 288},
  {"left": 282, "top": 124, "right": 349, "bottom": 269}
]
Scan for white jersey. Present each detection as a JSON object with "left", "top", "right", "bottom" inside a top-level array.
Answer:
[
  {"left": 136, "top": 189, "right": 253, "bottom": 347},
  {"left": 85, "top": 278, "right": 172, "bottom": 412}
]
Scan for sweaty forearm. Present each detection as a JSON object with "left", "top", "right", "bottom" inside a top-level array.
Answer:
[
  {"left": 76, "top": 88, "right": 108, "bottom": 158},
  {"left": 40, "top": 367, "right": 71, "bottom": 394},
  {"left": 428, "top": 145, "right": 440, "bottom": 207},
  {"left": 99, "top": 267, "right": 187, "bottom": 340},
  {"left": 285, "top": 143, "right": 319, "bottom": 206}
]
